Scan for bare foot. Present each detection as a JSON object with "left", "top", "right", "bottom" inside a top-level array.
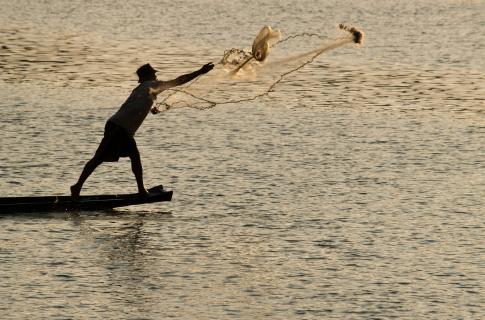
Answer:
[
  {"left": 138, "top": 188, "right": 149, "bottom": 197},
  {"left": 70, "top": 184, "right": 81, "bottom": 200}
]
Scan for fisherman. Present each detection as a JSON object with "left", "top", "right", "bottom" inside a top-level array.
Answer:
[{"left": 71, "top": 62, "right": 214, "bottom": 198}]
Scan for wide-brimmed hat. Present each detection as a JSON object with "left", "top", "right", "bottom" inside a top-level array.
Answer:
[{"left": 136, "top": 63, "right": 158, "bottom": 79}]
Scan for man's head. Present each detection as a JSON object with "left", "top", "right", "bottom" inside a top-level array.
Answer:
[{"left": 136, "top": 63, "right": 157, "bottom": 83}]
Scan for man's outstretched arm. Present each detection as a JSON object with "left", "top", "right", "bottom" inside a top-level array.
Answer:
[{"left": 153, "top": 63, "right": 214, "bottom": 92}]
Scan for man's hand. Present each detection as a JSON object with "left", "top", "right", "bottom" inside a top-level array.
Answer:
[
  {"left": 150, "top": 106, "right": 160, "bottom": 114},
  {"left": 200, "top": 62, "right": 214, "bottom": 74}
]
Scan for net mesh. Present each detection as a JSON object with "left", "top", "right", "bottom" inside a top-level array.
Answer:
[{"left": 156, "top": 24, "right": 364, "bottom": 111}]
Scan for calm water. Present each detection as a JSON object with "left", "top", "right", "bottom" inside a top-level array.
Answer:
[{"left": 1, "top": 0, "right": 484, "bottom": 319}]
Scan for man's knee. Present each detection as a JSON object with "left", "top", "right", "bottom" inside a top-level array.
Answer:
[
  {"left": 88, "top": 155, "right": 103, "bottom": 167},
  {"left": 129, "top": 152, "right": 141, "bottom": 164}
]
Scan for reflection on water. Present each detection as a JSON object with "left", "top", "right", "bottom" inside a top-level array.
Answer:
[{"left": 0, "top": 0, "right": 484, "bottom": 319}]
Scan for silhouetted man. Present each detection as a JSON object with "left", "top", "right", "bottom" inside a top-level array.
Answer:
[{"left": 71, "top": 62, "right": 214, "bottom": 198}]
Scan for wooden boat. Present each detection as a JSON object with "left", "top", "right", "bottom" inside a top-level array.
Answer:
[{"left": 0, "top": 185, "right": 172, "bottom": 214}]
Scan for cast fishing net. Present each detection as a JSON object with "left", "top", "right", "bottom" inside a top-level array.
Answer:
[{"left": 156, "top": 24, "right": 364, "bottom": 111}]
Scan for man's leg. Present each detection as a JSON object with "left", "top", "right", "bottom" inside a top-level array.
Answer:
[
  {"left": 129, "top": 146, "right": 148, "bottom": 196},
  {"left": 71, "top": 155, "right": 103, "bottom": 198}
]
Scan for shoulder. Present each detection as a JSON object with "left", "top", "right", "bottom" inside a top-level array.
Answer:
[
  {"left": 149, "top": 80, "right": 168, "bottom": 89},
  {"left": 145, "top": 80, "right": 169, "bottom": 95},
  {"left": 132, "top": 80, "right": 161, "bottom": 89},
  {"left": 131, "top": 81, "right": 164, "bottom": 94}
]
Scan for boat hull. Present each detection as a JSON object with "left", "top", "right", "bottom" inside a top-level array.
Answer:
[{"left": 0, "top": 185, "right": 172, "bottom": 214}]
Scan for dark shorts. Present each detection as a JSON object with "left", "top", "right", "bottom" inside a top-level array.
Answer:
[{"left": 94, "top": 121, "right": 138, "bottom": 162}]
